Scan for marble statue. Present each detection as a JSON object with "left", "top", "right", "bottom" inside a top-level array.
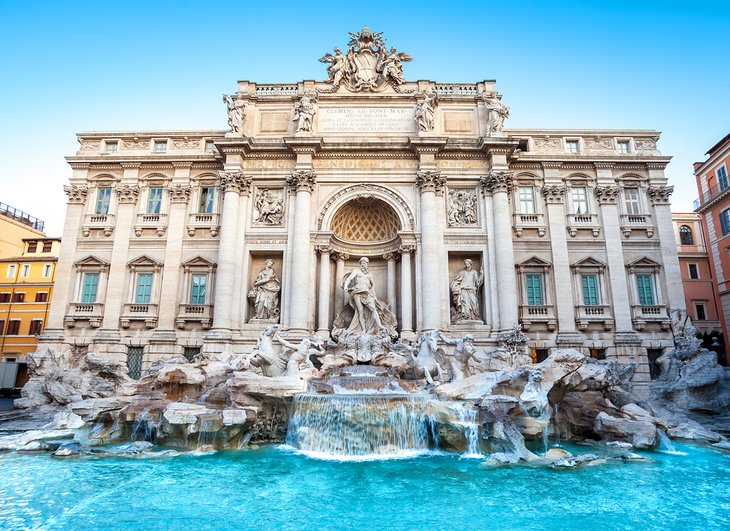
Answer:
[
  {"left": 319, "top": 47, "right": 349, "bottom": 86},
  {"left": 248, "top": 325, "right": 287, "bottom": 377},
  {"left": 438, "top": 332, "right": 478, "bottom": 380},
  {"left": 293, "top": 93, "right": 317, "bottom": 133},
  {"left": 248, "top": 260, "right": 281, "bottom": 321},
  {"left": 450, "top": 259, "right": 484, "bottom": 322},
  {"left": 415, "top": 92, "right": 436, "bottom": 132},
  {"left": 377, "top": 47, "right": 410, "bottom": 85},
  {"left": 254, "top": 189, "right": 284, "bottom": 225},
  {"left": 223, "top": 94, "right": 245, "bottom": 133},
  {"left": 411, "top": 330, "right": 446, "bottom": 385},
  {"left": 342, "top": 257, "right": 385, "bottom": 335},
  {"left": 275, "top": 333, "right": 322, "bottom": 377},
  {"left": 447, "top": 190, "right": 478, "bottom": 226},
  {"left": 484, "top": 93, "right": 509, "bottom": 134}
]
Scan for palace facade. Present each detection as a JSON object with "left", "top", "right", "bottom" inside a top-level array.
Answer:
[{"left": 41, "top": 29, "right": 683, "bottom": 392}]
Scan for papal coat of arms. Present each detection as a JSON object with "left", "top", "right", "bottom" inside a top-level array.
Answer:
[{"left": 319, "top": 27, "right": 412, "bottom": 92}]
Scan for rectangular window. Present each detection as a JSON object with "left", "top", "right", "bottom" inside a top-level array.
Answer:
[
  {"left": 624, "top": 188, "right": 641, "bottom": 215},
  {"left": 617, "top": 140, "right": 630, "bottom": 154},
  {"left": 190, "top": 274, "right": 207, "bottom": 304},
  {"left": 518, "top": 186, "right": 536, "bottom": 214},
  {"left": 27, "top": 242, "right": 38, "bottom": 253},
  {"left": 565, "top": 139, "right": 579, "bottom": 153},
  {"left": 42, "top": 264, "right": 52, "bottom": 278},
  {"left": 525, "top": 274, "right": 543, "bottom": 305},
  {"left": 7, "top": 320, "right": 20, "bottom": 335},
  {"left": 29, "top": 320, "right": 43, "bottom": 335},
  {"left": 42, "top": 241, "right": 52, "bottom": 253},
  {"left": 581, "top": 275, "right": 600, "bottom": 305},
  {"left": 154, "top": 141, "right": 167, "bottom": 153},
  {"left": 135, "top": 273, "right": 153, "bottom": 304},
  {"left": 718, "top": 165, "right": 729, "bottom": 191},
  {"left": 198, "top": 187, "right": 215, "bottom": 214},
  {"left": 105, "top": 141, "right": 118, "bottom": 154},
  {"left": 12, "top": 293, "right": 25, "bottom": 303},
  {"left": 0, "top": 320, "right": 4, "bottom": 335},
  {"left": 35, "top": 292, "right": 48, "bottom": 302},
  {"left": 81, "top": 272, "right": 99, "bottom": 303},
  {"left": 183, "top": 347, "right": 200, "bottom": 362},
  {"left": 0, "top": 293, "right": 9, "bottom": 303},
  {"left": 695, "top": 303, "right": 707, "bottom": 321},
  {"left": 571, "top": 187, "right": 589, "bottom": 215},
  {"left": 688, "top": 263, "right": 699, "bottom": 280},
  {"left": 147, "top": 187, "right": 163, "bottom": 214},
  {"left": 6, "top": 264, "right": 16, "bottom": 278},
  {"left": 20, "top": 264, "right": 30, "bottom": 278},
  {"left": 721, "top": 208, "right": 730, "bottom": 236},
  {"left": 96, "top": 188, "right": 112, "bottom": 215},
  {"left": 205, "top": 141, "right": 216, "bottom": 153},
  {"left": 636, "top": 274, "right": 655, "bottom": 306},
  {"left": 127, "top": 347, "right": 144, "bottom": 380}
]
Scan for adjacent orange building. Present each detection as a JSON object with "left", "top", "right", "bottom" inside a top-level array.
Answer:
[{"left": 693, "top": 132, "right": 730, "bottom": 362}]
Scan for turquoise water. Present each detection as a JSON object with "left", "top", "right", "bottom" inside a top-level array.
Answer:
[{"left": 1, "top": 443, "right": 729, "bottom": 530}]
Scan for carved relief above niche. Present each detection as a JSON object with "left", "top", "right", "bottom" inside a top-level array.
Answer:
[
  {"left": 253, "top": 188, "right": 285, "bottom": 226},
  {"left": 446, "top": 188, "right": 478, "bottom": 227}
]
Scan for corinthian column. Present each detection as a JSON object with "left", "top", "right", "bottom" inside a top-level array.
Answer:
[
  {"left": 399, "top": 245, "right": 414, "bottom": 335},
  {"left": 287, "top": 170, "right": 317, "bottom": 332},
  {"left": 331, "top": 251, "right": 349, "bottom": 317},
  {"left": 316, "top": 245, "right": 331, "bottom": 335},
  {"left": 210, "top": 171, "right": 251, "bottom": 334},
  {"left": 481, "top": 170, "right": 518, "bottom": 329},
  {"left": 416, "top": 170, "right": 446, "bottom": 330},
  {"left": 384, "top": 252, "right": 398, "bottom": 314}
]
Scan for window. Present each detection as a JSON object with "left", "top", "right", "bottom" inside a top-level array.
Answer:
[
  {"left": 198, "top": 187, "right": 215, "bottom": 214},
  {"left": 27, "top": 242, "right": 38, "bottom": 253},
  {"left": 721, "top": 208, "right": 730, "bottom": 236},
  {"left": 42, "top": 241, "right": 52, "bottom": 253},
  {"left": 105, "top": 141, "right": 118, "bottom": 154},
  {"left": 81, "top": 272, "right": 99, "bottom": 303},
  {"left": 135, "top": 273, "right": 153, "bottom": 304},
  {"left": 565, "top": 139, "right": 580, "bottom": 153},
  {"left": 636, "top": 274, "right": 655, "bottom": 305},
  {"left": 35, "top": 292, "right": 48, "bottom": 302},
  {"left": 154, "top": 141, "right": 167, "bottom": 153},
  {"left": 617, "top": 140, "right": 630, "bottom": 154},
  {"left": 581, "top": 274, "right": 600, "bottom": 305},
  {"left": 190, "top": 274, "right": 208, "bottom": 304},
  {"left": 695, "top": 302, "right": 707, "bottom": 321},
  {"left": 590, "top": 348, "right": 606, "bottom": 360},
  {"left": 624, "top": 188, "right": 641, "bottom": 215},
  {"left": 127, "top": 347, "right": 144, "bottom": 380},
  {"left": 688, "top": 263, "right": 699, "bottom": 280},
  {"left": 679, "top": 225, "right": 694, "bottom": 245},
  {"left": 183, "top": 347, "right": 200, "bottom": 362},
  {"left": 146, "top": 187, "right": 163, "bottom": 214},
  {"left": 29, "top": 320, "right": 43, "bottom": 335},
  {"left": 0, "top": 320, "right": 4, "bottom": 334},
  {"left": 96, "top": 187, "right": 112, "bottom": 215},
  {"left": 42, "top": 264, "right": 52, "bottom": 278},
  {"left": 205, "top": 141, "right": 216, "bottom": 153},
  {"left": 0, "top": 293, "right": 9, "bottom": 303},
  {"left": 518, "top": 186, "right": 536, "bottom": 214},
  {"left": 525, "top": 273, "right": 544, "bottom": 305},
  {"left": 718, "top": 165, "right": 729, "bottom": 191},
  {"left": 12, "top": 293, "right": 25, "bottom": 303},
  {"left": 20, "top": 264, "right": 30, "bottom": 278},
  {"left": 6, "top": 320, "right": 20, "bottom": 335},
  {"left": 6, "top": 265, "right": 16, "bottom": 278},
  {"left": 571, "top": 187, "right": 589, "bottom": 215}
]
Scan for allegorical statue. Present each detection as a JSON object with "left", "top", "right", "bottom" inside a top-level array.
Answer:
[
  {"left": 274, "top": 333, "right": 322, "bottom": 377},
  {"left": 319, "top": 47, "right": 349, "bottom": 86},
  {"left": 415, "top": 92, "right": 436, "bottom": 132},
  {"left": 223, "top": 94, "right": 246, "bottom": 133},
  {"left": 248, "top": 260, "right": 280, "bottom": 321},
  {"left": 450, "top": 259, "right": 484, "bottom": 322},
  {"left": 293, "top": 92, "right": 317, "bottom": 133},
  {"left": 438, "top": 332, "right": 478, "bottom": 381},
  {"left": 484, "top": 92, "right": 509, "bottom": 135}
]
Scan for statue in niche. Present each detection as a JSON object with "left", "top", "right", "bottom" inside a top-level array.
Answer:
[
  {"left": 319, "top": 47, "right": 349, "bottom": 87},
  {"left": 332, "top": 257, "right": 398, "bottom": 340},
  {"left": 293, "top": 92, "right": 317, "bottom": 133},
  {"left": 415, "top": 92, "right": 437, "bottom": 132},
  {"left": 447, "top": 190, "right": 478, "bottom": 226},
  {"left": 275, "top": 333, "right": 323, "bottom": 377},
  {"left": 484, "top": 93, "right": 509, "bottom": 135},
  {"left": 223, "top": 94, "right": 246, "bottom": 133},
  {"left": 248, "top": 260, "right": 281, "bottom": 321},
  {"left": 254, "top": 189, "right": 284, "bottom": 225},
  {"left": 450, "top": 259, "right": 484, "bottom": 322},
  {"left": 438, "top": 332, "right": 479, "bottom": 381}
]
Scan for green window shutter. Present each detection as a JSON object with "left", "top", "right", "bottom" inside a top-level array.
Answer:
[
  {"left": 525, "top": 274, "right": 543, "bottom": 305},
  {"left": 135, "top": 273, "right": 153, "bottom": 304},
  {"left": 636, "top": 274, "right": 654, "bottom": 305},
  {"left": 581, "top": 275, "right": 599, "bottom": 305},
  {"left": 82, "top": 273, "right": 99, "bottom": 303}
]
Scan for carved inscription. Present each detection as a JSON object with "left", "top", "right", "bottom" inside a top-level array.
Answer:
[{"left": 318, "top": 107, "right": 415, "bottom": 133}]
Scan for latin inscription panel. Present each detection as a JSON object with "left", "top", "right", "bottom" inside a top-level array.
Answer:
[{"left": 318, "top": 107, "right": 415, "bottom": 134}]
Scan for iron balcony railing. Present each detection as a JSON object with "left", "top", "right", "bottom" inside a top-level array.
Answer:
[
  {"left": 695, "top": 182, "right": 730, "bottom": 210},
  {"left": 0, "top": 202, "right": 44, "bottom": 231}
]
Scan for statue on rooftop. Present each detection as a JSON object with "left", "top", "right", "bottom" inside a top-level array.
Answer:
[
  {"left": 223, "top": 94, "right": 246, "bottom": 134},
  {"left": 293, "top": 92, "right": 317, "bottom": 133}
]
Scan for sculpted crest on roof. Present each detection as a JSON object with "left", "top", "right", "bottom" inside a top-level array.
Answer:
[{"left": 319, "top": 27, "right": 412, "bottom": 92}]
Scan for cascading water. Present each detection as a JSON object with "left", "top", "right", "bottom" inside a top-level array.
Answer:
[
  {"left": 448, "top": 403, "right": 481, "bottom": 457},
  {"left": 130, "top": 410, "right": 158, "bottom": 442}
]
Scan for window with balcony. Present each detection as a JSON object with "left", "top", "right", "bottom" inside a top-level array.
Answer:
[
  {"left": 525, "top": 274, "right": 543, "bottom": 305},
  {"left": 718, "top": 165, "right": 728, "bottom": 191},
  {"left": 636, "top": 274, "right": 655, "bottom": 305},
  {"left": 623, "top": 188, "right": 642, "bottom": 215},
  {"left": 190, "top": 274, "right": 208, "bottom": 304},
  {"left": 67, "top": 256, "right": 109, "bottom": 328},
  {"left": 121, "top": 256, "right": 162, "bottom": 329},
  {"left": 177, "top": 257, "right": 216, "bottom": 330},
  {"left": 679, "top": 225, "right": 694, "bottom": 245},
  {"left": 518, "top": 186, "right": 536, "bottom": 214},
  {"left": 95, "top": 187, "right": 112, "bottom": 215},
  {"left": 517, "top": 257, "right": 555, "bottom": 331},
  {"left": 81, "top": 272, "right": 99, "bottom": 303},
  {"left": 571, "top": 187, "right": 589, "bottom": 215},
  {"left": 581, "top": 274, "right": 600, "bottom": 305},
  {"left": 571, "top": 257, "right": 613, "bottom": 330},
  {"left": 135, "top": 273, "right": 153, "bottom": 304},
  {"left": 146, "top": 187, "right": 163, "bottom": 214},
  {"left": 199, "top": 186, "right": 216, "bottom": 214}
]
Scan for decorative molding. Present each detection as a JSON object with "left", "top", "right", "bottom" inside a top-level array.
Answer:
[
  {"left": 647, "top": 185, "right": 673, "bottom": 205},
  {"left": 287, "top": 170, "right": 317, "bottom": 193},
  {"left": 123, "top": 139, "right": 150, "bottom": 150},
  {"left": 63, "top": 185, "right": 88, "bottom": 204},
  {"left": 480, "top": 170, "right": 513, "bottom": 195},
  {"left": 442, "top": 234, "right": 488, "bottom": 245},
  {"left": 593, "top": 162, "right": 615, "bottom": 170},
  {"left": 219, "top": 171, "right": 253, "bottom": 196},
  {"left": 115, "top": 185, "right": 140, "bottom": 204},
  {"left": 541, "top": 161, "right": 563, "bottom": 170},
  {"left": 416, "top": 170, "right": 446, "bottom": 194},
  {"left": 315, "top": 244, "right": 331, "bottom": 254},
  {"left": 542, "top": 185, "right": 567, "bottom": 204},
  {"left": 167, "top": 184, "right": 191, "bottom": 204},
  {"left": 594, "top": 185, "right": 621, "bottom": 205}
]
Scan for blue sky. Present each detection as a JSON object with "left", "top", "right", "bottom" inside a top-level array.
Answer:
[{"left": 1, "top": 0, "right": 728, "bottom": 235}]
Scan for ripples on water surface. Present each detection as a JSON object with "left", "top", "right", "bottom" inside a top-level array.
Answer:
[{"left": 1, "top": 443, "right": 729, "bottom": 530}]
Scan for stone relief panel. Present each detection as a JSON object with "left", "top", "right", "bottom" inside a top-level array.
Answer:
[
  {"left": 446, "top": 188, "right": 478, "bottom": 227},
  {"left": 248, "top": 254, "right": 282, "bottom": 323},
  {"left": 253, "top": 188, "right": 285, "bottom": 226}
]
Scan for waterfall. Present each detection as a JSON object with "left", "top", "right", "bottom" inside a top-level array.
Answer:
[
  {"left": 286, "top": 394, "right": 431, "bottom": 460},
  {"left": 657, "top": 429, "right": 685, "bottom": 455},
  {"left": 448, "top": 403, "right": 481, "bottom": 458},
  {"left": 130, "top": 410, "right": 158, "bottom": 443}
]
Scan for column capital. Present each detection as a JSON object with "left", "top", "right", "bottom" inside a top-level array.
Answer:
[
  {"left": 480, "top": 170, "right": 513, "bottom": 195},
  {"left": 383, "top": 252, "right": 399, "bottom": 261},
  {"left": 63, "top": 185, "right": 88, "bottom": 204},
  {"left": 115, "top": 184, "right": 140, "bottom": 204},
  {"left": 594, "top": 185, "right": 621, "bottom": 205},
  {"left": 330, "top": 251, "right": 350, "bottom": 262},
  {"left": 315, "top": 244, "right": 331, "bottom": 255},
  {"left": 647, "top": 185, "right": 673, "bottom": 205},
  {"left": 416, "top": 170, "right": 445, "bottom": 194},
  {"left": 219, "top": 170, "right": 252, "bottom": 195},
  {"left": 541, "top": 185, "right": 566, "bottom": 204},
  {"left": 287, "top": 170, "right": 317, "bottom": 193},
  {"left": 399, "top": 244, "right": 416, "bottom": 255},
  {"left": 167, "top": 184, "right": 191, "bottom": 204}
]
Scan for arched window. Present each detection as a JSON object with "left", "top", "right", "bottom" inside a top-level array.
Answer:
[{"left": 679, "top": 225, "right": 693, "bottom": 245}]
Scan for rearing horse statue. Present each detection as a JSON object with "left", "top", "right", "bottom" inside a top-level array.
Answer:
[{"left": 412, "top": 330, "right": 445, "bottom": 385}]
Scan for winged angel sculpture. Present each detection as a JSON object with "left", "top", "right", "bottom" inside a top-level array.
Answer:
[{"left": 319, "top": 27, "right": 412, "bottom": 91}]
